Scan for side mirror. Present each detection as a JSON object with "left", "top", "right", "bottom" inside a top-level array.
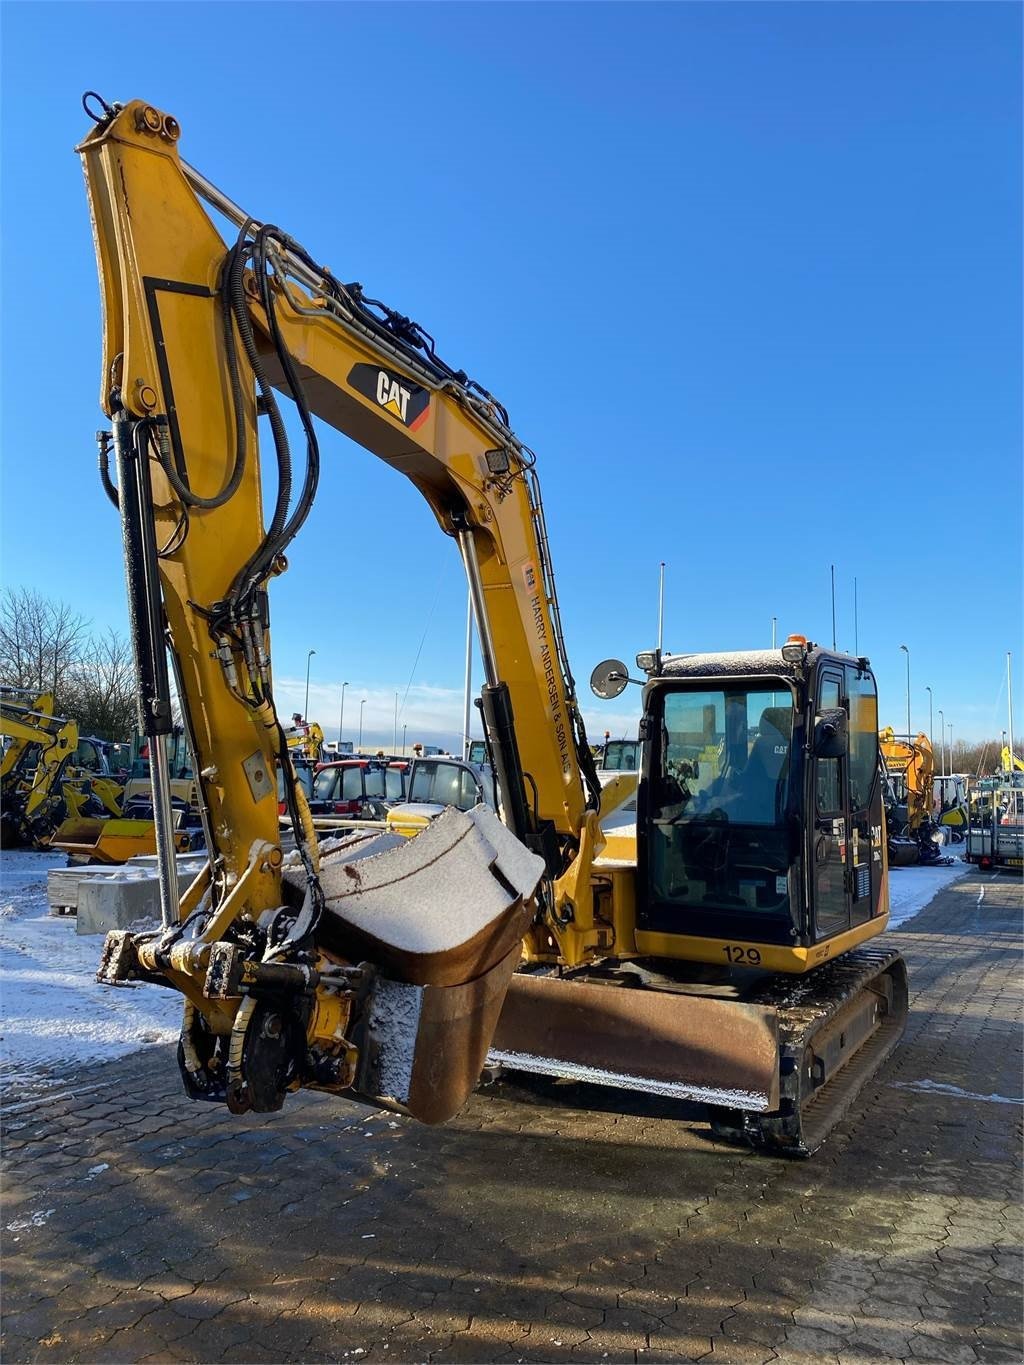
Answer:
[
  {"left": 813, "top": 708, "right": 848, "bottom": 759},
  {"left": 590, "top": 659, "right": 630, "bottom": 700}
]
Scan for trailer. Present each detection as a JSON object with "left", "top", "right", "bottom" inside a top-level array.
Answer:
[{"left": 965, "top": 773, "right": 1024, "bottom": 870}]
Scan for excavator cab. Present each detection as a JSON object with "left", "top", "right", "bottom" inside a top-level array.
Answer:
[{"left": 636, "top": 641, "right": 888, "bottom": 971}]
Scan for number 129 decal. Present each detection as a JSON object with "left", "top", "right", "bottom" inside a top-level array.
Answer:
[{"left": 722, "top": 944, "right": 762, "bottom": 966}]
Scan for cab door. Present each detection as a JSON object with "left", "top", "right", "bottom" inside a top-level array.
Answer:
[{"left": 812, "top": 671, "right": 852, "bottom": 940}]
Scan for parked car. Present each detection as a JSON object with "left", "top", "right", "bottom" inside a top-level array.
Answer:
[
  {"left": 307, "top": 759, "right": 396, "bottom": 821},
  {"left": 386, "top": 756, "right": 495, "bottom": 835}
]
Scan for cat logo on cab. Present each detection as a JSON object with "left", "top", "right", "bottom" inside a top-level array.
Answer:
[{"left": 348, "top": 363, "right": 430, "bottom": 431}]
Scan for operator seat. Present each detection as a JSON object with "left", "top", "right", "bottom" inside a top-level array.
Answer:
[{"left": 736, "top": 707, "right": 792, "bottom": 823}]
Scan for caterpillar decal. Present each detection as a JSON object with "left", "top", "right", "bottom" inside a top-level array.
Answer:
[{"left": 348, "top": 363, "right": 430, "bottom": 431}]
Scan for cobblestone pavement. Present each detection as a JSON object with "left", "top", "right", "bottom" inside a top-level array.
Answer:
[{"left": 2, "top": 869, "right": 1021, "bottom": 1364}]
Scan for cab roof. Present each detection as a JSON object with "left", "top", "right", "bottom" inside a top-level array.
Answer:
[
  {"left": 659, "top": 648, "right": 801, "bottom": 680},
  {"left": 657, "top": 644, "right": 868, "bottom": 681}
]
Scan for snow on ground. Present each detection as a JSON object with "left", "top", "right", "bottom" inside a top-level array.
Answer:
[
  {"left": 886, "top": 850, "right": 969, "bottom": 928},
  {"left": 0, "top": 849, "right": 181, "bottom": 1096}
]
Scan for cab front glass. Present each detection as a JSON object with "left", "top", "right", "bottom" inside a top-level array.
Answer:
[{"left": 642, "top": 682, "right": 797, "bottom": 942}]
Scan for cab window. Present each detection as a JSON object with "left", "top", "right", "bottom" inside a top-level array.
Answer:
[{"left": 846, "top": 666, "right": 879, "bottom": 811}]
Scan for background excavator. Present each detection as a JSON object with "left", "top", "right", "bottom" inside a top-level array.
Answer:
[
  {"left": 81, "top": 94, "right": 906, "bottom": 1154},
  {"left": 878, "top": 728, "right": 949, "bottom": 866},
  {"left": 0, "top": 689, "right": 121, "bottom": 847},
  {"left": 51, "top": 730, "right": 202, "bottom": 864}
]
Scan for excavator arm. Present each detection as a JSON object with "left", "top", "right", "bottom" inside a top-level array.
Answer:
[
  {"left": 80, "top": 95, "right": 601, "bottom": 1119},
  {"left": 1, "top": 692, "right": 57, "bottom": 781},
  {"left": 1, "top": 692, "right": 81, "bottom": 845}
]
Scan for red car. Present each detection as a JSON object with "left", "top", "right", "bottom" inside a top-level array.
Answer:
[{"left": 307, "top": 759, "right": 408, "bottom": 821}]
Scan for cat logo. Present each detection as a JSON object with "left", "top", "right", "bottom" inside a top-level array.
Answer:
[{"left": 348, "top": 363, "right": 430, "bottom": 432}]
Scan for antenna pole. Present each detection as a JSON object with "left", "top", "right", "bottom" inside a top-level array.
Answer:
[
  {"left": 657, "top": 561, "right": 666, "bottom": 653},
  {"left": 854, "top": 576, "right": 859, "bottom": 655}
]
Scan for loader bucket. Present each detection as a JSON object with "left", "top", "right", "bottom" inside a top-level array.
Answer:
[
  {"left": 49, "top": 816, "right": 189, "bottom": 864},
  {"left": 488, "top": 973, "right": 780, "bottom": 1112}
]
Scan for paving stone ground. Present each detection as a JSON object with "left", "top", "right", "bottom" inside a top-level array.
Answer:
[{"left": 2, "top": 868, "right": 1021, "bottom": 1365}]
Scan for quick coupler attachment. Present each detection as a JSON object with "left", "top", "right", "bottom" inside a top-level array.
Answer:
[{"left": 97, "top": 929, "right": 138, "bottom": 984}]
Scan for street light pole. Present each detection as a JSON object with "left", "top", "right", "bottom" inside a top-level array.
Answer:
[
  {"left": 947, "top": 721, "right": 954, "bottom": 774},
  {"left": 358, "top": 698, "right": 367, "bottom": 749},
  {"left": 771, "top": 616, "right": 777, "bottom": 649},
  {"left": 938, "top": 709, "right": 945, "bottom": 777},
  {"left": 402, "top": 723, "right": 407, "bottom": 756},
  {"left": 304, "top": 649, "right": 316, "bottom": 722},
  {"left": 1008, "top": 652, "right": 1015, "bottom": 772},
  {"left": 899, "top": 644, "right": 910, "bottom": 739},
  {"left": 925, "top": 685, "right": 933, "bottom": 755},
  {"left": 338, "top": 681, "right": 348, "bottom": 750}
]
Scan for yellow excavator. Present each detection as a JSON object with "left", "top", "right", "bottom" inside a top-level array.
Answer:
[
  {"left": 0, "top": 691, "right": 118, "bottom": 846},
  {"left": 82, "top": 95, "right": 906, "bottom": 1154},
  {"left": 878, "top": 728, "right": 949, "bottom": 866},
  {"left": 284, "top": 716, "right": 325, "bottom": 761},
  {"left": 52, "top": 730, "right": 199, "bottom": 864}
]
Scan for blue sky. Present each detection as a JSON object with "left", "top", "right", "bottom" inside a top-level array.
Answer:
[{"left": 1, "top": 2, "right": 1020, "bottom": 752}]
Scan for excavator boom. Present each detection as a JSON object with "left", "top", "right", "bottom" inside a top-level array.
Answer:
[{"left": 79, "top": 95, "right": 598, "bottom": 1120}]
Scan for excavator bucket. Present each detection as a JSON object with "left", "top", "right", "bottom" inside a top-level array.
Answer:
[
  {"left": 488, "top": 973, "right": 781, "bottom": 1112},
  {"left": 284, "top": 804, "right": 547, "bottom": 1124},
  {"left": 49, "top": 816, "right": 190, "bottom": 864}
]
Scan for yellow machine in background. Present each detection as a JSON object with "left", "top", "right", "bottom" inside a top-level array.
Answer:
[
  {"left": 284, "top": 717, "right": 325, "bottom": 762},
  {"left": 51, "top": 730, "right": 201, "bottom": 863},
  {"left": 879, "top": 728, "right": 949, "bottom": 866},
  {"left": 1, "top": 691, "right": 89, "bottom": 847},
  {"left": 1, "top": 690, "right": 56, "bottom": 782},
  {"left": 82, "top": 95, "right": 905, "bottom": 1154},
  {"left": 879, "top": 728, "right": 934, "bottom": 832}
]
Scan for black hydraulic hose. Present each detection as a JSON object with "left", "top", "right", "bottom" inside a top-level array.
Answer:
[
  {"left": 97, "top": 432, "right": 120, "bottom": 508},
  {"left": 254, "top": 229, "right": 320, "bottom": 550},
  {"left": 273, "top": 716, "right": 324, "bottom": 950},
  {"left": 226, "top": 235, "right": 292, "bottom": 552},
  {"left": 145, "top": 251, "right": 250, "bottom": 514}
]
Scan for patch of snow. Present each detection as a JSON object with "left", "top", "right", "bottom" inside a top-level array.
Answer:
[
  {"left": 6, "top": 1207, "right": 56, "bottom": 1230},
  {"left": 892, "top": 1080, "right": 1022, "bottom": 1106},
  {"left": 487, "top": 1049, "right": 771, "bottom": 1110},
  {"left": 366, "top": 977, "right": 421, "bottom": 1102},
  {"left": 886, "top": 857, "right": 969, "bottom": 928},
  {"left": 0, "top": 849, "right": 182, "bottom": 1096}
]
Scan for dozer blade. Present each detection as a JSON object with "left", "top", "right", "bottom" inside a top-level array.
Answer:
[{"left": 487, "top": 973, "right": 781, "bottom": 1111}]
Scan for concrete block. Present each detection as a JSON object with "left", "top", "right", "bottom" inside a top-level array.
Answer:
[{"left": 76, "top": 876, "right": 161, "bottom": 935}]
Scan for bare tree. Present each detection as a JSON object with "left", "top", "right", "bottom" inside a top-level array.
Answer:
[
  {"left": 0, "top": 587, "right": 89, "bottom": 712},
  {"left": 66, "top": 629, "right": 137, "bottom": 741}
]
